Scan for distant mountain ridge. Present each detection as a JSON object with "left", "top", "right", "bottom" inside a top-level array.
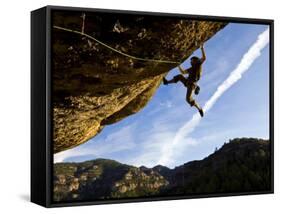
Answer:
[{"left": 53, "top": 138, "right": 271, "bottom": 202}]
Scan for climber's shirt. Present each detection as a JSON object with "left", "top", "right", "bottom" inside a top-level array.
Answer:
[{"left": 182, "top": 59, "right": 203, "bottom": 83}]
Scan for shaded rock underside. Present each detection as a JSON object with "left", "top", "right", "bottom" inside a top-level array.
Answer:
[{"left": 52, "top": 10, "right": 227, "bottom": 153}]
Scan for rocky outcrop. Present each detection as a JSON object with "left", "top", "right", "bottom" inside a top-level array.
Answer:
[
  {"left": 112, "top": 168, "right": 168, "bottom": 197},
  {"left": 53, "top": 159, "right": 168, "bottom": 201},
  {"left": 52, "top": 11, "right": 227, "bottom": 153}
]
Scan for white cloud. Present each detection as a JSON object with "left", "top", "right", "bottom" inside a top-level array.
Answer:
[
  {"left": 159, "top": 100, "right": 173, "bottom": 108},
  {"left": 157, "top": 28, "right": 269, "bottom": 166},
  {"left": 54, "top": 124, "right": 136, "bottom": 163}
]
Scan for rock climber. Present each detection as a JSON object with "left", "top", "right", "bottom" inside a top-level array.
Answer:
[{"left": 163, "top": 44, "right": 206, "bottom": 117}]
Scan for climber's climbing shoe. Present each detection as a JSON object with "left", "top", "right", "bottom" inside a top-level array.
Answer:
[
  {"left": 199, "top": 108, "right": 204, "bottom": 117},
  {"left": 163, "top": 77, "right": 168, "bottom": 85}
]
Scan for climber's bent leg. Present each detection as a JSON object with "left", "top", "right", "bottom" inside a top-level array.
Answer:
[
  {"left": 173, "top": 74, "right": 187, "bottom": 84},
  {"left": 185, "top": 86, "right": 196, "bottom": 106},
  {"left": 163, "top": 74, "right": 186, "bottom": 85},
  {"left": 186, "top": 84, "right": 204, "bottom": 117}
]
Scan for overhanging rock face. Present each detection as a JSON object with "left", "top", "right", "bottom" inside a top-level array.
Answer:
[{"left": 52, "top": 11, "right": 227, "bottom": 153}]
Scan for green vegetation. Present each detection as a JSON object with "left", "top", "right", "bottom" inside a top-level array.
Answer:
[{"left": 53, "top": 138, "right": 271, "bottom": 202}]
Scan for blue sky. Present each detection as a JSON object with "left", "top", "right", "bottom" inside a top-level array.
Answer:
[{"left": 54, "top": 23, "right": 270, "bottom": 168}]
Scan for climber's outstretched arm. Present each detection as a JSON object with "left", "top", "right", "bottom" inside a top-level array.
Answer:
[
  {"left": 200, "top": 44, "right": 206, "bottom": 63},
  {"left": 178, "top": 65, "right": 189, "bottom": 75}
]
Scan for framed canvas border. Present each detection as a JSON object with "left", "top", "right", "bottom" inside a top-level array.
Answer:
[{"left": 31, "top": 5, "right": 274, "bottom": 208}]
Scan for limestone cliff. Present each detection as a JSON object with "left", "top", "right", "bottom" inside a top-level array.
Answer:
[{"left": 52, "top": 10, "right": 227, "bottom": 153}]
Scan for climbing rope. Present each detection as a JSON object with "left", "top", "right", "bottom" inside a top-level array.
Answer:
[{"left": 53, "top": 25, "right": 181, "bottom": 65}]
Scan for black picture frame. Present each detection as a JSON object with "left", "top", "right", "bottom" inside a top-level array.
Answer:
[{"left": 31, "top": 5, "right": 274, "bottom": 208}]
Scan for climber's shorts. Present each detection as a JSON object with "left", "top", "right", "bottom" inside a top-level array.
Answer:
[
  {"left": 173, "top": 74, "right": 198, "bottom": 91},
  {"left": 184, "top": 79, "right": 197, "bottom": 88}
]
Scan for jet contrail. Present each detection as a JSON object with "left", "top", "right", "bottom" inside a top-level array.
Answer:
[{"left": 158, "top": 28, "right": 269, "bottom": 166}]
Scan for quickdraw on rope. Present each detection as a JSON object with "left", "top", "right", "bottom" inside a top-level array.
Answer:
[{"left": 53, "top": 25, "right": 181, "bottom": 65}]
